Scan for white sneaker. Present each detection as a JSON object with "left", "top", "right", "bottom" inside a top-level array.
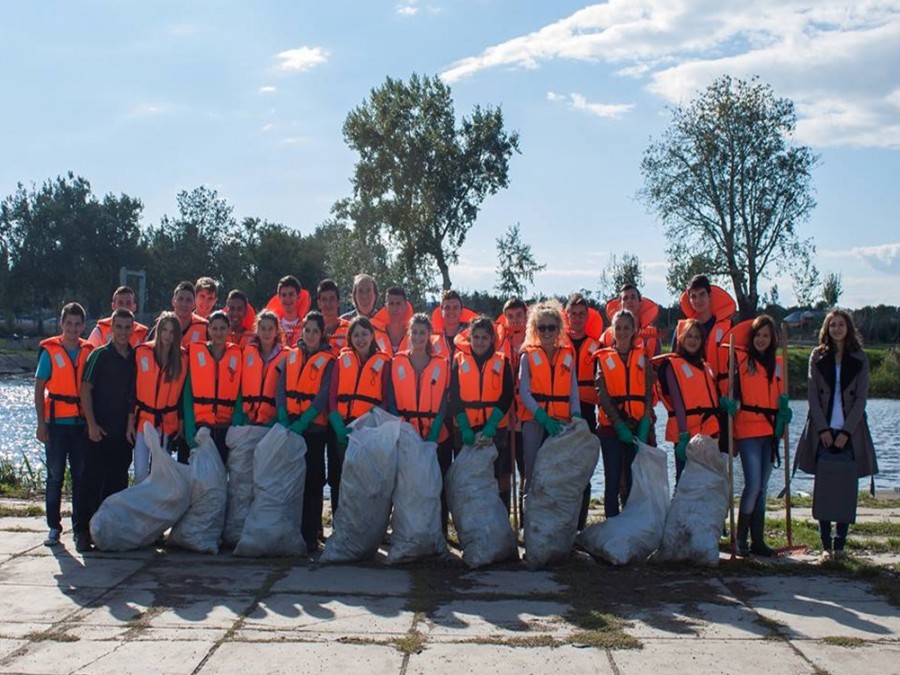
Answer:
[{"left": 44, "top": 528, "right": 61, "bottom": 546}]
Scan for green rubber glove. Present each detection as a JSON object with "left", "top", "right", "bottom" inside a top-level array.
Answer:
[
  {"left": 774, "top": 394, "right": 793, "bottom": 438},
  {"left": 674, "top": 431, "right": 690, "bottom": 463},
  {"left": 426, "top": 413, "right": 444, "bottom": 443},
  {"left": 328, "top": 411, "right": 351, "bottom": 447},
  {"left": 456, "top": 413, "right": 475, "bottom": 446},
  {"left": 719, "top": 396, "right": 738, "bottom": 417},
  {"left": 481, "top": 407, "right": 504, "bottom": 440},
  {"left": 277, "top": 406, "right": 290, "bottom": 428},
  {"left": 534, "top": 408, "right": 563, "bottom": 436},
  {"left": 636, "top": 416, "right": 651, "bottom": 443},
  {"left": 614, "top": 421, "right": 634, "bottom": 444},
  {"left": 291, "top": 407, "right": 319, "bottom": 435}
]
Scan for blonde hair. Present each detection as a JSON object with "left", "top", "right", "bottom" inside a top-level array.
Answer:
[{"left": 523, "top": 299, "right": 568, "bottom": 350}]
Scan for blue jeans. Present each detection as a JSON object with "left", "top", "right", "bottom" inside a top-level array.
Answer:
[
  {"left": 599, "top": 434, "right": 637, "bottom": 518},
  {"left": 737, "top": 436, "right": 775, "bottom": 515},
  {"left": 45, "top": 423, "right": 87, "bottom": 533}
]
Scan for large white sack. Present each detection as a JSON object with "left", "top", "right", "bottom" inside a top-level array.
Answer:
[
  {"left": 168, "top": 428, "right": 228, "bottom": 554},
  {"left": 525, "top": 418, "right": 600, "bottom": 569},
  {"left": 322, "top": 408, "right": 401, "bottom": 563},
  {"left": 90, "top": 421, "right": 191, "bottom": 551},
  {"left": 579, "top": 441, "right": 669, "bottom": 565},
  {"left": 223, "top": 425, "right": 269, "bottom": 546},
  {"left": 445, "top": 438, "right": 518, "bottom": 569},
  {"left": 388, "top": 424, "right": 447, "bottom": 564},
  {"left": 234, "top": 424, "right": 307, "bottom": 557},
  {"left": 656, "top": 435, "right": 730, "bottom": 567}
]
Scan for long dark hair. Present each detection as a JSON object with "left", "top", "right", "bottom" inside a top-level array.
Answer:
[
  {"left": 347, "top": 315, "right": 378, "bottom": 360},
  {"left": 675, "top": 318, "right": 705, "bottom": 367},
  {"left": 819, "top": 309, "right": 863, "bottom": 355},
  {"left": 748, "top": 314, "right": 778, "bottom": 382},
  {"left": 408, "top": 313, "right": 434, "bottom": 356}
]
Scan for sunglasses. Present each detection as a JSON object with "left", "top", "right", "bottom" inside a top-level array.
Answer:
[{"left": 537, "top": 324, "right": 559, "bottom": 333}]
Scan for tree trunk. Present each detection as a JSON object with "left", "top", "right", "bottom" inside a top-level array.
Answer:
[{"left": 435, "top": 250, "right": 452, "bottom": 291}]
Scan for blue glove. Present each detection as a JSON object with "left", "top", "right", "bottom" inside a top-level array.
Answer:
[
  {"left": 481, "top": 407, "right": 504, "bottom": 440},
  {"left": 636, "top": 416, "right": 651, "bottom": 443},
  {"left": 719, "top": 396, "right": 738, "bottom": 417},
  {"left": 456, "top": 413, "right": 475, "bottom": 446},
  {"left": 534, "top": 408, "right": 563, "bottom": 437},
  {"left": 675, "top": 431, "right": 690, "bottom": 463},
  {"left": 614, "top": 421, "right": 634, "bottom": 444}
]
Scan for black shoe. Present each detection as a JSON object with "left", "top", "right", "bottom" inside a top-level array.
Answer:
[
  {"left": 749, "top": 508, "right": 774, "bottom": 557},
  {"left": 74, "top": 532, "right": 93, "bottom": 553},
  {"left": 736, "top": 512, "right": 751, "bottom": 557}
]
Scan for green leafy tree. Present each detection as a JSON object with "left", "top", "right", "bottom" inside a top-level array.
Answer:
[
  {"left": 495, "top": 223, "right": 546, "bottom": 298},
  {"left": 340, "top": 73, "right": 520, "bottom": 291},
  {"left": 598, "top": 251, "right": 644, "bottom": 301},
  {"left": 640, "top": 76, "right": 818, "bottom": 319},
  {"left": 820, "top": 271, "right": 843, "bottom": 308},
  {"left": 791, "top": 255, "right": 820, "bottom": 308}
]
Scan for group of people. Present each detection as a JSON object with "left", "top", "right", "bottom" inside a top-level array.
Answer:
[{"left": 35, "top": 271, "right": 877, "bottom": 561}]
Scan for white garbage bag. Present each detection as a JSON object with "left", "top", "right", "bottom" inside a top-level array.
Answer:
[
  {"left": 525, "top": 418, "right": 600, "bottom": 569},
  {"left": 90, "top": 421, "right": 191, "bottom": 551},
  {"left": 388, "top": 423, "right": 447, "bottom": 563},
  {"left": 445, "top": 439, "right": 518, "bottom": 569},
  {"left": 656, "top": 434, "right": 730, "bottom": 567},
  {"left": 579, "top": 441, "right": 669, "bottom": 565},
  {"left": 233, "top": 424, "right": 307, "bottom": 558},
  {"left": 223, "top": 425, "right": 269, "bottom": 546},
  {"left": 168, "top": 428, "right": 228, "bottom": 554},
  {"left": 322, "top": 408, "right": 401, "bottom": 563}
]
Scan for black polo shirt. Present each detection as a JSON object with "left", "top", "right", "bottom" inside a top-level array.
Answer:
[{"left": 82, "top": 343, "right": 136, "bottom": 434}]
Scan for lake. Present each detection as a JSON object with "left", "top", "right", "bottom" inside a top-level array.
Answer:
[{"left": 2, "top": 376, "right": 898, "bottom": 497}]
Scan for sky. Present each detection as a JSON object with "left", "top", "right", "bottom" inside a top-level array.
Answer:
[{"left": 1, "top": 1, "right": 899, "bottom": 307}]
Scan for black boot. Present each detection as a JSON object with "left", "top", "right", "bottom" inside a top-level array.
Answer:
[
  {"left": 749, "top": 508, "right": 774, "bottom": 557},
  {"left": 736, "top": 512, "right": 751, "bottom": 557}
]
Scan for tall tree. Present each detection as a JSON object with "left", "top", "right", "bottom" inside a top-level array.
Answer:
[
  {"left": 340, "top": 73, "right": 520, "bottom": 291},
  {"left": 665, "top": 247, "right": 721, "bottom": 298},
  {"left": 495, "top": 223, "right": 546, "bottom": 298},
  {"left": 640, "top": 76, "right": 818, "bottom": 319},
  {"left": 821, "top": 271, "right": 843, "bottom": 308},
  {"left": 791, "top": 255, "right": 820, "bottom": 308},
  {"left": 598, "top": 251, "right": 644, "bottom": 300}
]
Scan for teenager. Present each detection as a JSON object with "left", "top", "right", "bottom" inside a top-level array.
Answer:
[
  {"left": 239, "top": 310, "right": 285, "bottom": 426},
  {"left": 602, "top": 284, "right": 661, "bottom": 359},
  {"left": 87, "top": 286, "right": 148, "bottom": 347},
  {"left": 674, "top": 274, "right": 736, "bottom": 391},
  {"left": 34, "top": 303, "right": 93, "bottom": 549},
  {"left": 169, "top": 280, "right": 208, "bottom": 347},
  {"left": 194, "top": 276, "right": 219, "bottom": 319},
  {"left": 316, "top": 278, "right": 349, "bottom": 350},
  {"left": 80, "top": 308, "right": 137, "bottom": 552},
  {"left": 340, "top": 273, "right": 378, "bottom": 321},
  {"left": 373, "top": 286, "right": 413, "bottom": 355},
  {"left": 225, "top": 289, "right": 255, "bottom": 348},
  {"left": 270, "top": 276, "right": 310, "bottom": 347},
  {"left": 130, "top": 312, "right": 188, "bottom": 481}
]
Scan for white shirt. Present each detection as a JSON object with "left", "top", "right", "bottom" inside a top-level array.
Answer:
[{"left": 830, "top": 362, "right": 844, "bottom": 430}]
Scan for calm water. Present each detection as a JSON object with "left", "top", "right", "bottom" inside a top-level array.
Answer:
[{"left": 3, "top": 376, "right": 898, "bottom": 496}]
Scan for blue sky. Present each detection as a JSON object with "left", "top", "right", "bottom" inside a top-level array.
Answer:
[{"left": 2, "top": 1, "right": 899, "bottom": 307}]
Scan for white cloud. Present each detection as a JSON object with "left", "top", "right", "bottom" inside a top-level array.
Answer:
[
  {"left": 397, "top": 1, "right": 440, "bottom": 17},
  {"left": 258, "top": 85, "right": 277, "bottom": 94},
  {"left": 850, "top": 242, "right": 900, "bottom": 272},
  {"left": 282, "top": 136, "right": 312, "bottom": 146},
  {"left": 261, "top": 123, "right": 274, "bottom": 132},
  {"left": 441, "top": 1, "right": 900, "bottom": 148},
  {"left": 126, "top": 103, "right": 174, "bottom": 118},
  {"left": 547, "top": 91, "right": 633, "bottom": 118},
  {"left": 275, "top": 46, "right": 328, "bottom": 72},
  {"left": 397, "top": 4, "right": 418, "bottom": 17}
]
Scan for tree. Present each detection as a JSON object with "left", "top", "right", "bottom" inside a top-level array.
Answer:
[
  {"left": 495, "top": 223, "right": 546, "bottom": 298},
  {"left": 640, "top": 76, "right": 818, "bottom": 319},
  {"left": 598, "top": 252, "right": 643, "bottom": 301},
  {"left": 340, "top": 73, "right": 520, "bottom": 291},
  {"left": 821, "top": 271, "right": 843, "bottom": 308},
  {"left": 791, "top": 255, "right": 820, "bottom": 308}
]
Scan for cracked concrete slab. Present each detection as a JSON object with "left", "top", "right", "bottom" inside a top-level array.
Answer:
[
  {"left": 241, "top": 594, "right": 412, "bottom": 637},
  {"left": 423, "top": 599, "right": 573, "bottom": 640},
  {"left": 197, "top": 641, "right": 404, "bottom": 674},
  {"left": 0, "top": 553, "right": 146, "bottom": 589},
  {"left": 269, "top": 564, "right": 412, "bottom": 596},
  {"left": 609, "top": 638, "right": 813, "bottom": 674},
  {"left": 406, "top": 643, "right": 616, "bottom": 674},
  {"left": 455, "top": 569, "right": 566, "bottom": 595}
]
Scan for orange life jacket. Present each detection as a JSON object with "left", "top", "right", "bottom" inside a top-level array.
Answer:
[
  {"left": 431, "top": 330, "right": 470, "bottom": 361},
  {"left": 600, "top": 324, "right": 660, "bottom": 360},
  {"left": 391, "top": 352, "right": 449, "bottom": 441},
  {"left": 654, "top": 354, "right": 720, "bottom": 443},
  {"left": 335, "top": 348, "right": 390, "bottom": 423},
  {"left": 520, "top": 345, "right": 575, "bottom": 422},
  {"left": 497, "top": 327, "right": 525, "bottom": 425},
  {"left": 595, "top": 347, "right": 648, "bottom": 427},
  {"left": 677, "top": 285, "right": 736, "bottom": 392},
  {"left": 241, "top": 345, "right": 286, "bottom": 425},
  {"left": 734, "top": 352, "right": 783, "bottom": 440},
  {"left": 134, "top": 343, "right": 188, "bottom": 435},
  {"left": 455, "top": 350, "right": 510, "bottom": 430},
  {"left": 39, "top": 336, "right": 93, "bottom": 422},
  {"left": 181, "top": 314, "right": 208, "bottom": 347},
  {"left": 327, "top": 319, "right": 350, "bottom": 351},
  {"left": 189, "top": 342, "right": 242, "bottom": 426},
  {"left": 93, "top": 317, "right": 149, "bottom": 347},
  {"left": 285, "top": 347, "right": 334, "bottom": 426},
  {"left": 570, "top": 334, "right": 601, "bottom": 405},
  {"left": 227, "top": 330, "right": 253, "bottom": 349}
]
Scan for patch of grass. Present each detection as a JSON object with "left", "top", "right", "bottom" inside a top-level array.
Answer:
[
  {"left": 24, "top": 630, "right": 79, "bottom": 643},
  {"left": 767, "top": 493, "right": 900, "bottom": 510},
  {"left": 0, "top": 526, "right": 42, "bottom": 533},
  {"left": 568, "top": 629, "right": 642, "bottom": 650},
  {"left": 821, "top": 636, "right": 867, "bottom": 648},
  {"left": 0, "top": 504, "right": 44, "bottom": 518},
  {"left": 391, "top": 628, "right": 427, "bottom": 655}
]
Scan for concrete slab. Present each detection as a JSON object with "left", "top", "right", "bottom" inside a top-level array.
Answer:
[
  {"left": 270, "top": 564, "right": 411, "bottom": 596},
  {"left": 456, "top": 569, "right": 566, "bottom": 596},
  {"left": 198, "top": 641, "right": 404, "bottom": 674},
  {"left": 0, "top": 552, "right": 146, "bottom": 589},
  {"left": 0, "top": 532, "right": 43, "bottom": 555},
  {"left": 795, "top": 640, "right": 900, "bottom": 672},
  {"left": 0, "top": 639, "right": 24, "bottom": 660},
  {"left": 147, "top": 595, "right": 256, "bottom": 628},
  {"left": 623, "top": 601, "right": 766, "bottom": 640},
  {"left": 406, "top": 643, "right": 616, "bottom": 674},
  {"left": 424, "top": 599, "right": 572, "bottom": 640},
  {"left": 0, "top": 583, "right": 105, "bottom": 625},
  {"left": 124, "top": 560, "right": 275, "bottom": 593},
  {"left": 0, "top": 638, "right": 118, "bottom": 675},
  {"left": 751, "top": 600, "right": 900, "bottom": 640},
  {"left": 610, "top": 638, "right": 812, "bottom": 675},
  {"left": 74, "top": 589, "right": 255, "bottom": 629},
  {"left": 65, "top": 624, "right": 227, "bottom": 643},
  {"left": 241, "top": 594, "right": 412, "bottom": 636},
  {"left": 735, "top": 576, "right": 885, "bottom": 603},
  {"left": 75, "top": 637, "right": 215, "bottom": 675}
]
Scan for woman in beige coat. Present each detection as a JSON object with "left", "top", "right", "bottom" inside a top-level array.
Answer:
[{"left": 794, "top": 309, "right": 877, "bottom": 560}]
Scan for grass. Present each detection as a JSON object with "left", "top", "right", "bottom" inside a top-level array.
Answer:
[
  {"left": 24, "top": 630, "right": 79, "bottom": 643},
  {"left": 821, "top": 636, "right": 868, "bottom": 648},
  {"left": 785, "top": 345, "right": 900, "bottom": 399},
  {"left": 391, "top": 627, "right": 428, "bottom": 655},
  {"left": 762, "top": 516, "right": 900, "bottom": 554},
  {"left": 767, "top": 493, "right": 900, "bottom": 511}
]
